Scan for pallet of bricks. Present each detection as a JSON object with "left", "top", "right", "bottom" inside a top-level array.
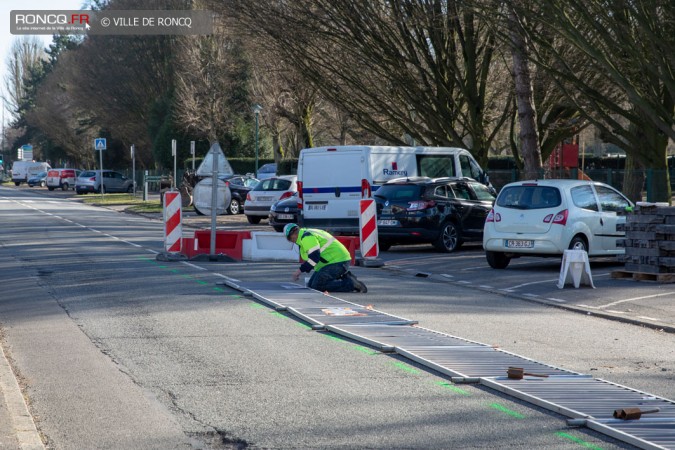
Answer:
[{"left": 614, "top": 203, "right": 675, "bottom": 282}]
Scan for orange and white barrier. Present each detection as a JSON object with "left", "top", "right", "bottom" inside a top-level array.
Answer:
[
  {"left": 163, "top": 191, "right": 182, "bottom": 253},
  {"left": 359, "top": 199, "right": 378, "bottom": 259}
]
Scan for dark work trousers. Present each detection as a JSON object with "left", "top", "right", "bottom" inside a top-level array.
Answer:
[{"left": 307, "top": 261, "right": 354, "bottom": 292}]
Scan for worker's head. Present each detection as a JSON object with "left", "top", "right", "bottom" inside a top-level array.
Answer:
[{"left": 284, "top": 223, "right": 299, "bottom": 242}]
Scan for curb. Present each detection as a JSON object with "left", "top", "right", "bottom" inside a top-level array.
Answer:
[{"left": 0, "top": 343, "right": 44, "bottom": 450}]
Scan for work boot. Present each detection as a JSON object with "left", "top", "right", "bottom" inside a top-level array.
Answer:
[{"left": 346, "top": 272, "right": 367, "bottom": 293}]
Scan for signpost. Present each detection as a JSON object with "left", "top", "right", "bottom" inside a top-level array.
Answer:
[
  {"left": 171, "top": 139, "right": 177, "bottom": 189},
  {"left": 131, "top": 144, "right": 136, "bottom": 195},
  {"left": 95, "top": 138, "right": 106, "bottom": 196}
]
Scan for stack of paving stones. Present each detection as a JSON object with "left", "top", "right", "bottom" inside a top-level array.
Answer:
[{"left": 615, "top": 203, "right": 675, "bottom": 281}]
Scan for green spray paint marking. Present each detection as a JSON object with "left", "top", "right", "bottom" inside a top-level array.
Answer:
[
  {"left": 180, "top": 274, "right": 193, "bottom": 279},
  {"left": 354, "top": 346, "right": 379, "bottom": 355},
  {"left": 157, "top": 265, "right": 168, "bottom": 269},
  {"left": 436, "top": 381, "right": 471, "bottom": 396},
  {"left": 489, "top": 403, "right": 525, "bottom": 419},
  {"left": 555, "top": 432, "right": 603, "bottom": 450},
  {"left": 295, "top": 322, "right": 312, "bottom": 330},
  {"left": 170, "top": 269, "right": 180, "bottom": 273},
  {"left": 249, "top": 303, "right": 266, "bottom": 309},
  {"left": 271, "top": 312, "right": 287, "bottom": 319},
  {"left": 196, "top": 280, "right": 209, "bottom": 285},
  {"left": 390, "top": 361, "right": 421, "bottom": 375},
  {"left": 213, "top": 287, "right": 225, "bottom": 292}
]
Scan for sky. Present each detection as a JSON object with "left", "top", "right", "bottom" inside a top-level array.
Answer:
[{"left": 1, "top": 0, "right": 86, "bottom": 125}]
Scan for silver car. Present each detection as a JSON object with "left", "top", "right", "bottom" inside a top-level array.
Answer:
[
  {"left": 76, "top": 170, "right": 134, "bottom": 194},
  {"left": 244, "top": 175, "right": 297, "bottom": 224}
]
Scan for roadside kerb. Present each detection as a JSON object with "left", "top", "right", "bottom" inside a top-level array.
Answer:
[{"left": 0, "top": 343, "right": 44, "bottom": 450}]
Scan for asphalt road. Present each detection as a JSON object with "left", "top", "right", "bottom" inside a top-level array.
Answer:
[{"left": 1, "top": 185, "right": 673, "bottom": 449}]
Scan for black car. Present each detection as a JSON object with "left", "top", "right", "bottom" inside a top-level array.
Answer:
[
  {"left": 269, "top": 192, "right": 299, "bottom": 232},
  {"left": 218, "top": 174, "right": 259, "bottom": 215},
  {"left": 374, "top": 177, "right": 495, "bottom": 252}
]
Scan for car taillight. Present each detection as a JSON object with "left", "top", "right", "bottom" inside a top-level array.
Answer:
[
  {"left": 224, "top": 181, "right": 230, "bottom": 187},
  {"left": 89, "top": 177, "right": 96, "bottom": 181},
  {"left": 361, "top": 179, "right": 371, "bottom": 198},
  {"left": 279, "top": 191, "right": 293, "bottom": 200},
  {"left": 297, "top": 181, "right": 303, "bottom": 210},
  {"left": 486, "top": 209, "right": 501, "bottom": 223},
  {"left": 407, "top": 200, "right": 435, "bottom": 211},
  {"left": 246, "top": 193, "right": 252, "bottom": 201},
  {"left": 550, "top": 209, "right": 568, "bottom": 225}
]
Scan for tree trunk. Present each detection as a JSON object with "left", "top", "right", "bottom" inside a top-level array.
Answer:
[
  {"left": 622, "top": 153, "right": 645, "bottom": 203},
  {"left": 508, "top": 5, "right": 541, "bottom": 180}
]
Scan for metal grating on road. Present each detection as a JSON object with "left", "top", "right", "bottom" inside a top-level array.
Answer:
[
  {"left": 226, "top": 281, "right": 675, "bottom": 449},
  {"left": 481, "top": 376, "right": 675, "bottom": 449},
  {"left": 324, "top": 323, "right": 486, "bottom": 350},
  {"left": 395, "top": 345, "right": 578, "bottom": 379}
]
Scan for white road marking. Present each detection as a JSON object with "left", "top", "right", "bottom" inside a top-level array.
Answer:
[
  {"left": 181, "top": 261, "right": 207, "bottom": 271},
  {"left": 638, "top": 316, "right": 661, "bottom": 321},
  {"left": 212, "top": 273, "right": 240, "bottom": 282},
  {"left": 593, "top": 292, "right": 675, "bottom": 309},
  {"left": 546, "top": 298, "right": 566, "bottom": 303}
]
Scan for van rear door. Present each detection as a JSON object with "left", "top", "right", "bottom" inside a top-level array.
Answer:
[{"left": 300, "top": 148, "right": 364, "bottom": 230}]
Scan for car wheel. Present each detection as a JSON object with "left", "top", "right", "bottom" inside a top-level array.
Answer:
[
  {"left": 40, "top": 181, "right": 45, "bottom": 187},
  {"left": 568, "top": 235, "right": 588, "bottom": 252},
  {"left": 48, "top": 187, "right": 55, "bottom": 191},
  {"left": 246, "top": 215, "right": 262, "bottom": 224},
  {"left": 486, "top": 251, "right": 511, "bottom": 269},
  {"left": 227, "top": 198, "right": 240, "bottom": 215},
  {"left": 14, "top": 182, "right": 20, "bottom": 186},
  {"left": 61, "top": 183, "right": 69, "bottom": 191},
  {"left": 433, "top": 222, "right": 462, "bottom": 252},
  {"left": 127, "top": 185, "right": 134, "bottom": 193}
]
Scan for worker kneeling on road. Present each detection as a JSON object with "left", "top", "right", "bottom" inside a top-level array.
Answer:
[{"left": 284, "top": 223, "right": 367, "bottom": 293}]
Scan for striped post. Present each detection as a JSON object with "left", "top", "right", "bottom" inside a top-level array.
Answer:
[
  {"left": 359, "top": 199, "right": 378, "bottom": 259},
  {"left": 163, "top": 191, "right": 182, "bottom": 253}
]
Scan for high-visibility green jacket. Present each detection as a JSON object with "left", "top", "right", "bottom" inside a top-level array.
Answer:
[{"left": 294, "top": 228, "right": 351, "bottom": 273}]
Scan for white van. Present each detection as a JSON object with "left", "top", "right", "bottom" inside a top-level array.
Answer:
[
  {"left": 12, "top": 161, "right": 52, "bottom": 186},
  {"left": 297, "top": 145, "right": 491, "bottom": 233}
]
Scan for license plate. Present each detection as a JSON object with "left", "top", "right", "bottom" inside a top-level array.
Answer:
[
  {"left": 506, "top": 239, "right": 534, "bottom": 248},
  {"left": 377, "top": 220, "right": 399, "bottom": 226},
  {"left": 277, "top": 213, "right": 294, "bottom": 220},
  {"left": 308, "top": 204, "right": 327, "bottom": 211},
  {"left": 257, "top": 196, "right": 274, "bottom": 201}
]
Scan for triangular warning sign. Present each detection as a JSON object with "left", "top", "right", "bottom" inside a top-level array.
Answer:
[{"left": 196, "top": 141, "right": 234, "bottom": 177}]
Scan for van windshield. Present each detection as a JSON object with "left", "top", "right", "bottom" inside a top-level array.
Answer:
[{"left": 417, "top": 155, "right": 456, "bottom": 178}]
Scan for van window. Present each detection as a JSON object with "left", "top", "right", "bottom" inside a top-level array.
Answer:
[
  {"left": 459, "top": 154, "right": 483, "bottom": 179},
  {"left": 417, "top": 155, "right": 455, "bottom": 178}
]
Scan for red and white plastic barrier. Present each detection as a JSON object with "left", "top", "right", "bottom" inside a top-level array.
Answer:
[
  {"left": 359, "top": 199, "right": 378, "bottom": 259},
  {"left": 163, "top": 191, "right": 182, "bottom": 253}
]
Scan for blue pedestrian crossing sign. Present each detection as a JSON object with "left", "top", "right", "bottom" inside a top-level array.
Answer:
[{"left": 94, "top": 138, "right": 107, "bottom": 151}]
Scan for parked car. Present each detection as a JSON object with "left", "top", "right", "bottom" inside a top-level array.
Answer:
[
  {"left": 27, "top": 171, "right": 48, "bottom": 187},
  {"left": 244, "top": 175, "right": 297, "bottom": 224},
  {"left": 269, "top": 192, "right": 299, "bottom": 232},
  {"left": 46, "top": 168, "right": 81, "bottom": 191},
  {"left": 256, "top": 163, "right": 277, "bottom": 181},
  {"left": 76, "top": 170, "right": 134, "bottom": 194},
  {"left": 374, "top": 177, "right": 495, "bottom": 252},
  {"left": 218, "top": 174, "right": 259, "bottom": 215},
  {"left": 483, "top": 179, "right": 633, "bottom": 269}
]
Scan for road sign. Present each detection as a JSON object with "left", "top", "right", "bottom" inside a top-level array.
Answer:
[{"left": 95, "top": 138, "right": 107, "bottom": 151}]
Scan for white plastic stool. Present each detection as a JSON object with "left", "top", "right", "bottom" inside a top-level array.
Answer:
[{"left": 557, "top": 249, "right": 595, "bottom": 289}]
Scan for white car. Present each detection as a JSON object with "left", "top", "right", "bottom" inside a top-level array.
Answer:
[
  {"left": 244, "top": 175, "right": 297, "bottom": 224},
  {"left": 483, "top": 179, "right": 633, "bottom": 269}
]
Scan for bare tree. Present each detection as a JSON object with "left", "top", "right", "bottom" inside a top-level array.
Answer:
[
  {"left": 524, "top": 0, "right": 674, "bottom": 201},
  {"left": 3, "top": 37, "right": 46, "bottom": 120},
  {"left": 224, "top": 0, "right": 512, "bottom": 165}
]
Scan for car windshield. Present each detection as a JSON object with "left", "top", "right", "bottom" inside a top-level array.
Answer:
[
  {"left": 497, "top": 185, "right": 561, "bottom": 210},
  {"left": 468, "top": 182, "right": 496, "bottom": 201},
  {"left": 81, "top": 171, "right": 96, "bottom": 177},
  {"left": 254, "top": 178, "right": 292, "bottom": 191},
  {"left": 374, "top": 184, "right": 423, "bottom": 201}
]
